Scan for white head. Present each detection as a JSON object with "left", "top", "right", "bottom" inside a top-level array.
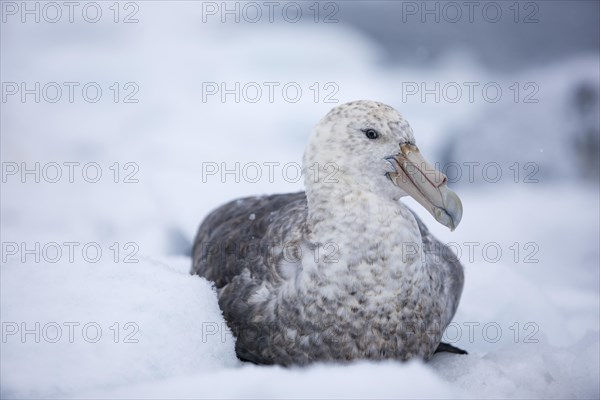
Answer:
[{"left": 303, "top": 100, "right": 462, "bottom": 230}]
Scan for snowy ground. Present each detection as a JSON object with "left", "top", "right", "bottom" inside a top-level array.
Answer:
[{"left": 1, "top": 2, "right": 599, "bottom": 399}]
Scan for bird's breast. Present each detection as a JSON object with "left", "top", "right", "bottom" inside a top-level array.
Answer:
[{"left": 255, "top": 194, "right": 448, "bottom": 362}]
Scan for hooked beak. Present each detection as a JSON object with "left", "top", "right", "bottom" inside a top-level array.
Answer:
[{"left": 386, "top": 144, "right": 463, "bottom": 231}]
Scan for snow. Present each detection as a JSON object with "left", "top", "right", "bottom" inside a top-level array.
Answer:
[
  {"left": 1, "top": 2, "right": 599, "bottom": 399},
  {"left": 1, "top": 258, "right": 238, "bottom": 399}
]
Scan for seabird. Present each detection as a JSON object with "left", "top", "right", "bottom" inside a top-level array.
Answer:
[{"left": 192, "top": 100, "right": 466, "bottom": 365}]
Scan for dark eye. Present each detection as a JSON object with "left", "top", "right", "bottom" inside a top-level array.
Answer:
[{"left": 364, "top": 129, "right": 379, "bottom": 140}]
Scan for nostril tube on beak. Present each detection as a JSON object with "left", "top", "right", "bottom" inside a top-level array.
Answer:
[{"left": 438, "top": 174, "right": 448, "bottom": 188}]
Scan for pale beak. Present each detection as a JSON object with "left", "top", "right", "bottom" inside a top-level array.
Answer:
[{"left": 386, "top": 144, "right": 463, "bottom": 230}]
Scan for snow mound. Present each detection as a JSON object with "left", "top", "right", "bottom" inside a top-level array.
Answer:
[{"left": 0, "top": 257, "right": 238, "bottom": 399}]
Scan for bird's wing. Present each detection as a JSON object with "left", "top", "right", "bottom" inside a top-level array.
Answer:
[
  {"left": 409, "top": 209, "right": 465, "bottom": 327},
  {"left": 191, "top": 192, "right": 308, "bottom": 288},
  {"left": 191, "top": 192, "right": 308, "bottom": 364}
]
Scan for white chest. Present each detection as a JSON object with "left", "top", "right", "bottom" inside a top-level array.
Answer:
[{"left": 287, "top": 192, "right": 432, "bottom": 301}]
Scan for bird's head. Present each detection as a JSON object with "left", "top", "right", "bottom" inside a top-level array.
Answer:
[{"left": 303, "top": 100, "right": 462, "bottom": 230}]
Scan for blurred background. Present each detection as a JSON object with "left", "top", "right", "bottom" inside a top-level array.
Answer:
[
  {"left": 2, "top": 0, "right": 598, "bottom": 234},
  {"left": 1, "top": 1, "right": 599, "bottom": 398}
]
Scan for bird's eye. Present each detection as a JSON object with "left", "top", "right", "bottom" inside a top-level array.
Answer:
[{"left": 364, "top": 129, "right": 379, "bottom": 140}]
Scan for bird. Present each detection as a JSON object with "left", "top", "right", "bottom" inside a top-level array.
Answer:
[{"left": 191, "top": 100, "right": 466, "bottom": 365}]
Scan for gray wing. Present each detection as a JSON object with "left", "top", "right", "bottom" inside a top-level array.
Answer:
[
  {"left": 191, "top": 191, "right": 308, "bottom": 364},
  {"left": 191, "top": 191, "right": 308, "bottom": 287},
  {"left": 409, "top": 210, "right": 464, "bottom": 328}
]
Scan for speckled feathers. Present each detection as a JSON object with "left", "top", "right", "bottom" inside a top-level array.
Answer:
[{"left": 192, "top": 100, "right": 464, "bottom": 365}]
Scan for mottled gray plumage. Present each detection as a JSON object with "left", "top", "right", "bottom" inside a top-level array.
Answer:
[{"left": 191, "top": 100, "right": 465, "bottom": 365}]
